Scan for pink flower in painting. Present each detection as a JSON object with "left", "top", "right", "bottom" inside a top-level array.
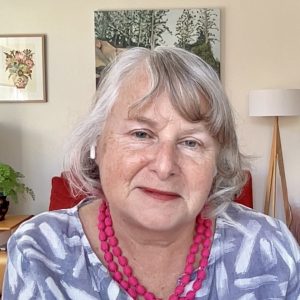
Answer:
[
  {"left": 14, "top": 51, "right": 25, "bottom": 62},
  {"left": 25, "top": 59, "right": 34, "bottom": 69}
]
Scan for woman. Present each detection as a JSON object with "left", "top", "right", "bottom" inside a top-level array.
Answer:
[{"left": 3, "top": 47, "right": 300, "bottom": 299}]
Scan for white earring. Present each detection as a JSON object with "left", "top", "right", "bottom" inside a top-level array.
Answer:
[{"left": 90, "top": 144, "right": 96, "bottom": 159}]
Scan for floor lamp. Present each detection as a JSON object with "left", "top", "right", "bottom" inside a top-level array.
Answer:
[{"left": 249, "top": 89, "right": 300, "bottom": 227}]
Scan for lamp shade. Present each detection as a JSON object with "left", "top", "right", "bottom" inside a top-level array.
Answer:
[{"left": 249, "top": 89, "right": 300, "bottom": 116}]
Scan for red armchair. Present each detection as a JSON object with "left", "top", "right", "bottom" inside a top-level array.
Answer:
[
  {"left": 234, "top": 171, "right": 253, "bottom": 208},
  {"left": 49, "top": 175, "right": 84, "bottom": 211}
]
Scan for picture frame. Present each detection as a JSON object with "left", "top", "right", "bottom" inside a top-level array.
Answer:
[
  {"left": 0, "top": 34, "right": 46, "bottom": 103},
  {"left": 94, "top": 8, "right": 220, "bottom": 86}
]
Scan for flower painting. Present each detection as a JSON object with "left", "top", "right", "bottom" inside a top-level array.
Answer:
[
  {"left": 4, "top": 49, "right": 35, "bottom": 89},
  {"left": 0, "top": 35, "right": 46, "bottom": 102}
]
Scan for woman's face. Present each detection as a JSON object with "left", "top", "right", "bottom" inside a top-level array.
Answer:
[{"left": 96, "top": 78, "right": 218, "bottom": 232}]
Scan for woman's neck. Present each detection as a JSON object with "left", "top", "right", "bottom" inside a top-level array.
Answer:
[
  {"left": 112, "top": 210, "right": 195, "bottom": 253},
  {"left": 110, "top": 209, "right": 196, "bottom": 299},
  {"left": 79, "top": 199, "right": 215, "bottom": 300}
]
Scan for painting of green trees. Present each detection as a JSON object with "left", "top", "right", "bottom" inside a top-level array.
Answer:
[{"left": 94, "top": 8, "right": 220, "bottom": 80}]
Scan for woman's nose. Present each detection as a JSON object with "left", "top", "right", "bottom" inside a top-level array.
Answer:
[{"left": 148, "top": 142, "right": 179, "bottom": 180}]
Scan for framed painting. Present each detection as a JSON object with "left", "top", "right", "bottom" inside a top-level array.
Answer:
[
  {"left": 94, "top": 8, "right": 220, "bottom": 85},
  {"left": 0, "top": 34, "right": 46, "bottom": 103}
]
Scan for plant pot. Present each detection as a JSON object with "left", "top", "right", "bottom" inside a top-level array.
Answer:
[{"left": 0, "top": 194, "right": 9, "bottom": 221}]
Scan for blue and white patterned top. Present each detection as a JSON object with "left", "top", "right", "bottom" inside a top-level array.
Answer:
[{"left": 2, "top": 199, "right": 300, "bottom": 299}]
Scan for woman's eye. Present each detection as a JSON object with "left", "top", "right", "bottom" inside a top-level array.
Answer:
[
  {"left": 133, "top": 130, "right": 151, "bottom": 139},
  {"left": 182, "top": 139, "right": 201, "bottom": 149}
]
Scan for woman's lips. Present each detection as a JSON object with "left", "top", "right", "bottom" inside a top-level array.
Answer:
[{"left": 140, "top": 187, "right": 180, "bottom": 201}]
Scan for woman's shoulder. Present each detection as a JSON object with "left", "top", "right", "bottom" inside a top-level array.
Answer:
[
  {"left": 8, "top": 198, "right": 95, "bottom": 255},
  {"left": 14, "top": 204, "right": 79, "bottom": 237},
  {"left": 3, "top": 199, "right": 105, "bottom": 299},
  {"left": 219, "top": 202, "right": 290, "bottom": 232},
  {"left": 217, "top": 202, "right": 300, "bottom": 261}
]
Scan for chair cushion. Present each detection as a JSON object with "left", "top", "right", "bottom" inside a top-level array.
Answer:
[
  {"left": 234, "top": 171, "right": 253, "bottom": 208},
  {"left": 49, "top": 176, "right": 84, "bottom": 211},
  {"left": 290, "top": 206, "right": 300, "bottom": 244}
]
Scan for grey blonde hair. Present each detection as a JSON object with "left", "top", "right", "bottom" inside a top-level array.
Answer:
[{"left": 64, "top": 46, "right": 247, "bottom": 216}]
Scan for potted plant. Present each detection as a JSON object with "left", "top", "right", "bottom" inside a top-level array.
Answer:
[{"left": 0, "top": 163, "right": 35, "bottom": 220}]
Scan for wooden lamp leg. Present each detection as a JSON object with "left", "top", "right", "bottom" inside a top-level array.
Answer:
[
  {"left": 264, "top": 116, "right": 292, "bottom": 227},
  {"left": 264, "top": 117, "right": 278, "bottom": 216},
  {"left": 276, "top": 121, "right": 292, "bottom": 227}
]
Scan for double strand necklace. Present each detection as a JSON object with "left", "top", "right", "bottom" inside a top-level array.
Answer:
[{"left": 97, "top": 201, "right": 213, "bottom": 300}]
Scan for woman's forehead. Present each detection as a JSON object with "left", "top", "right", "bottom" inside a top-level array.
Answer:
[{"left": 108, "top": 64, "right": 210, "bottom": 126}]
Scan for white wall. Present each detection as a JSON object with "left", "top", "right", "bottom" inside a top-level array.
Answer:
[{"left": 0, "top": 0, "right": 300, "bottom": 218}]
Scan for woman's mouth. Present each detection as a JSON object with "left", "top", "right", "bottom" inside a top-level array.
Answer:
[{"left": 139, "top": 187, "right": 180, "bottom": 201}]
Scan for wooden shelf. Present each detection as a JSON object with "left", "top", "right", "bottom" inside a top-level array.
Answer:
[
  {"left": 0, "top": 215, "right": 32, "bottom": 296},
  {"left": 0, "top": 215, "right": 32, "bottom": 231},
  {"left": 0, "top": 252, "right": 7, "bottom": 295}
]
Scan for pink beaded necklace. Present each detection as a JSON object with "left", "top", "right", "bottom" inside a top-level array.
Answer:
[{"left": 97, "top": 201, "right": 213, "bottom": 300}]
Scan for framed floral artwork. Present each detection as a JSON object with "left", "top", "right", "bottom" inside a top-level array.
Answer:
[{"left": 0, "top": 34, "right": 46, "bottom": 102}]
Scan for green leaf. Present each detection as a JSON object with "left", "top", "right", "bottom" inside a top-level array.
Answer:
[{"left": 0, "top": 163, "right": 35, "bottom": 203}]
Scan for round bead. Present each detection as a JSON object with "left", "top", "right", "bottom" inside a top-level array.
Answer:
[
  {"left": 197, "top": 224, "right": 205, "bottom": 234},
  {"left": 120, "top": 280, "right": 129, "bottom": 290},
  {"left": 136, "top": 284, "right": 146, "bottom": 295},
  {"left": 105, "top": 217, "right": 112, "bottom": 226},
  {"left": 184, "top": 264, "right": 194, "bottom": 275},
  {"left": 108, "top": 261, "right": 118, "bottom": 272},
  {"left": 203, "top": 238, "right": 211, "bottom": 248},
  {"left": 186, "top": 290, "right": 195, "bottom": 300},
  {"left": 204, "top": 219, "right": 212, "bottom": 227},
  {"left": 197, "top": 270, "right": 206, "bottom": 280},
  {"left": 113, "top": 271, "right": 122, "bottom": 282},
  {"left": 98, "top": 212, "right": 106, "bottom": 221},
  {"left": 99, "top": 203, "right": 106, "bottom": 211},
  {"left": 100, "top": 241, "right": 109, "bottom": 252},
  {"left": 123, "top": 265, "right": 132, "bottom": 277},
  {"left": 175, "top": 285, "right": 184, "bottom": 296},
  {"left": 108, "top": 236, "right": 118, "bottom": 247},
  {"left": 112, "top": 246, "right": 122, "bottom": 257},
  {"left": 98, "top": 222, "right": 105, "bottom": 230},
  {"left": 200, "top": 258, "right": 208, "bottom": 268},
  {"left": 118, "top": 256, "right": 128, "bottom": 266},
  {"left": 187, "top": 254, "right": 195, "bottom": 264},
  {"left": 181, "top": 274, "right": 190, "bottom": 285},
  {"left": 168, "top": 295, "right": 178, "bottom": 300},
  {"left": 128, "top": 287, "right": 137, "bottom": 298},
  {"left": 190, "top": 244, "right": 199, "bottom": 254},
  {"left": 193, "top": 234, "right": 203, "bottom": 244},
  {"left": 105, "top": 208, "right": 110, "bottom": 216},
  {"left": 204, "top": 228, "right": 212, "bottom": 238},
  {"left": 104, "top": 252, "right": 113, "bottom": 262},
  {"left": 128, "top": 275, "right": 138, "bottom": 286},
  {"left": 105, "top": 226, "right": 114, "bottom": 237},
  {"left": 98, "top": 232, "right": 107, "bottom": 241},
  {"left": 201, "top": 248, "right": 210, "bottom": 258},
  {"left": 192, "top": 280, "right": 202, "bottom": 290}
]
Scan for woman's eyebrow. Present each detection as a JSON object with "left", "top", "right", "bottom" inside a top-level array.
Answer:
[
  {"left": 181, "top": 125, "right": 208, "bottom": 135},
  {"left": 126, "top": 116, "right": 208, "bottom": 134},
  {"left": 126, "top": 116, "right": 157, "bottom": 127}
]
